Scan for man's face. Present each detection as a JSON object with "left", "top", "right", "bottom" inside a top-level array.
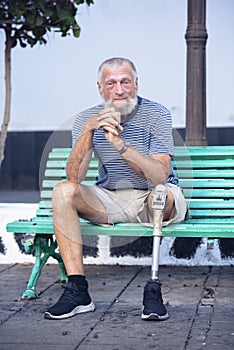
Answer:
[{"left": 97, "top": 63, "right": 138, "bottom": 117}]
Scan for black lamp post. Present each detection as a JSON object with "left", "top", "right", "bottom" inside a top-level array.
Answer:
[{"left": 185, "top": 0, "right": 208, "bottom": 145}]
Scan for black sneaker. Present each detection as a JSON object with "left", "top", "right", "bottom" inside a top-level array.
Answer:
[
  {"left": 44, "top": 281, "right": 95, "bottom": 320},
  {"left": 141, "top": 280, "right": 169, "bottom": 321}
]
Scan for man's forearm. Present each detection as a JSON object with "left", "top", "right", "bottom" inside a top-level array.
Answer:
[
  {"left": 113, "top": 139, "right": 168, "bottom": 186},
  {"left": 66, "top": 131, "right": 93, "bottom": 183},
  {"left": 124, "top": 148, "right": 166, "bottom": 185}
]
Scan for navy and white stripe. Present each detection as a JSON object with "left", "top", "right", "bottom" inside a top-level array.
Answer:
[{"left": 72, "top": 96, "right": 179, "bottom": 190}]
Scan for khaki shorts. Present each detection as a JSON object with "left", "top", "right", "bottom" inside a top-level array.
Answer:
[{"left": 88, "top": 184, "right": 188, "bottom": 227}]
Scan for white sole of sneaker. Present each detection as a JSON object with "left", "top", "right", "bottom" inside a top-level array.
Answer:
[
  {"left": 44, "top": 301, "right": 95, "bottom": 320},
  {"left": 141, "top": 312, "right": 169, "bottom": 321}
]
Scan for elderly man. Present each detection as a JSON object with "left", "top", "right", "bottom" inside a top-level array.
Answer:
[{"left": 44, "top": 57, "right": 188, "bottom": 321}]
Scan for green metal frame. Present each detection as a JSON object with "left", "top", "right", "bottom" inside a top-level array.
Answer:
[{"left": 21, "top": 235, "right": 67, "bottom": 300}]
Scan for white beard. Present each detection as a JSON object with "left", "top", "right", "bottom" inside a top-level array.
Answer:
[{"left": 105, "top": 96, "right": 138, "bottom": 118}]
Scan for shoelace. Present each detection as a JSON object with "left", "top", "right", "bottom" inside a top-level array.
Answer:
[
  {"left": 58, "top": 285, "right": 82, "bottom": 305},
  {"left": 144, "top": 289, "right": 162, "bottom": 302}
]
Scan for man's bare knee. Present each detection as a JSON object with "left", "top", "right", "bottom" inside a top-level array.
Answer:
[
  {"left": 52, "top": 181, "right": 80, "bottom": 208},
  {"left": 163, "top": 189, "right": 175, "bottom": 221},
  {"left": 52, "top": 182, "right": 108, "bottom": 223}
]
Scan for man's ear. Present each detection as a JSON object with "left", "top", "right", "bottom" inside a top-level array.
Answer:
[
  {"left": 135, "top": 77, "right": 138, "bottom": 90},
  {"left": 97, "top": 82, "right": 103, "bottom": 96}
]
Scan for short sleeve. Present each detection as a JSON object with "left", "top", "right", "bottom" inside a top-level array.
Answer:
[{"left": 149, "top": 107, "right": 174, "bottom": 156}]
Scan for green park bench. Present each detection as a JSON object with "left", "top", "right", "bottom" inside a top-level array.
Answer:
[{"left": 6, "top": 145, "right": 234, "bottom": 300}]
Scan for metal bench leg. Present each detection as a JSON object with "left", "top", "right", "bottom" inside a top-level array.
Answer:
[
  {"left": 21, "top": 236, "right": 57, "bottom": 300},
  {"left": 207, "top": 238, "right": 215, "bottom": 250},
  {"left": 151, "top": 184, "right": 167, "bottom": 281}
]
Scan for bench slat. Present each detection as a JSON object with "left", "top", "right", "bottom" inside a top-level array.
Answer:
[
  {"left": 173, "top": 160, "right": 234, "bottom": 168},
  {"left": 174, "top": 146, "right": 234, "bottom": 157},
  {"left": 183, "top": 189, "right": 234, "bottom": 198},
  {"left": 48, "top": 146, "right": 234, "bottom": 157},
  {"left": 43, "top": 169, "right": 234, "bottom": 179},
  {"left": 33, "top": 217, "right": 234, "bottom": 224},
  {"left": 35, "top": 208, "right": 234, "bottom": 218},
  {"left": 176, "top": 170, "right": 234, "bottom": 178},
  {"left": 6, "top": 219, "right": 234, "bottom": 238},
  {"left": 37, "top": 199, "right": 234, "bottom": 210},
  {"left": 48, "top": 146, "right": 234, "bottom": 159},
  {"left": 44, "top": 169, "right": 98, "bottom": 178},
  {"left": 40, "top": 188, "right": 234, "bottom": 199},
  {"left": 41, "top": 179, "right": 234, "bottom": 189},
  {"left": 179, "top": 179, "right": 234, "bottom": 188},
  {"left": 45, "top": 159, "right": 234, "bottom": 169},
  {"left": 188, "top": 201, "right": 234, "bottom": 209},
  {"left": 46, "top": 160, "right": 98, "bottom": 168}
]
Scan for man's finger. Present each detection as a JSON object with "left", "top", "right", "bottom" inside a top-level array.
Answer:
[
  {"left": 98, "top": 118, "right": 123, "bottom": 131},
  {"left": 102, "top": 125, "right": 119, "bottom": 136},
  {"left": 98, "top": 107, "right": 115, "bottom": 116},
  {"left": 97, "top": 109, "right": 121, "bottom": 123}
]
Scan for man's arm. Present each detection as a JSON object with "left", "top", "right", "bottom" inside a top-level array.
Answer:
[
  {"left": 107, "top": 136, "right": 170, "bottom": 186},
  {"left": 66, "top": 129, "right": 93, "bottom": 183},
  {"left": 66, "top": 108, "right": 122, "bottom": 183},
  {"left": 121, "top": 142, "right": 170, "bottom": 186}
]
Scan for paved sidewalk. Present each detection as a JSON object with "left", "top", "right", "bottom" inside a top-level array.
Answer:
[{"left": 0, "top": 264, "right": 233, "bottom": 350}]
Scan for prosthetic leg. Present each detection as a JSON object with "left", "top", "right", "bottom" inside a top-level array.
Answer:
[
  {"left": 151, "top": 184, "right": 167, "bottom": 280},
  {"left": 141, "top": 184, "right": 169, "bottom": 320}
]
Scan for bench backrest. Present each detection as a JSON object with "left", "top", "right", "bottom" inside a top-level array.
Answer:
[{"left": 38, "top": 146, "right": 234, "bottom": 223}]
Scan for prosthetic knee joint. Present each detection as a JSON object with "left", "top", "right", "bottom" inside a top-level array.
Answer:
[{"left": 151, "top": 184, "right": 167, "bottom": 281}]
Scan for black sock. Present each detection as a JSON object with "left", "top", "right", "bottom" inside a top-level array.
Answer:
[{"left": 68, "top": 275, "right": 86, "bottom": 287}]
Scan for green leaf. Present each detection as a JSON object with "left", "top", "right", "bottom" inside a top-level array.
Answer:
[
  {"left": 43, "top": 8, "right": 54, "bottom": 17},
  {"left": 85, "top": 0, "right": 94, "bottom": 5},
  {"left": 73, "top": 0, "right": 85, "bottom": 5},
  {"left": 35, "top": 15, "right": 44, "bottom": 26},
  {"left": 74, "top": 0, "right": 94, "bottom": 5},
  {"left": 73, "top": 26, "right": 80, "bottom": 38},
  {"left": 0, "top": 9, "right": 5, "bottom": 20},
  {"left": 19, "top": 38, "right": 27, "bottom": 48},
  {"left": 57, "top": 9, "right": 71, "bottom": 20},
  {"left": 38, "top": 0, "right": 46, "bottom": 12},
  {"left": 32, "top": 26, "right": 46, "bottom": 38},
  {"left": 39, "top": 37, "right": 47, "bottom": 45},
  {"left": 25, "top": 13, "right": 35, "bottom": 25},
  {"left": 60, "top": 23, "right": 70, "bottom": 35},
  {"left": 11, "top": 38, "right": 17, "bottom": 49},
  {"left": 27, "top": 36, "right": 37, "bottom": 47}
]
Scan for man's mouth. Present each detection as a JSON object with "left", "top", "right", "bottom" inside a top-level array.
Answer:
[{"left": 113, "top": 98, "right": 128, "bottom": 102}]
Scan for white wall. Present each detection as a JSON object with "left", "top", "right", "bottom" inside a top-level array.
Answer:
[{"left": 0, "top": 0, "right": 233, "bottom": 131}]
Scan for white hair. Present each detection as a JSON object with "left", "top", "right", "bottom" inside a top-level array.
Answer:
[{"left": 97, "top": 57, "right": 138, "bottom": 83}]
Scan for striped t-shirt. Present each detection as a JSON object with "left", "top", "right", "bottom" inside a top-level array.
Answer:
[{"left": 72, "top": 96, "right": 179, "bottom": 190}]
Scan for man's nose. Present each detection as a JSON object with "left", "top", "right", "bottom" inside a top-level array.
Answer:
[{"left": 115, "top": 82, "right": 124, "bottom": 94}]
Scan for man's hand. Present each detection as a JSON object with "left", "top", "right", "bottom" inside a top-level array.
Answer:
[
  {"left": 98, "top": 108, "right": 124, "bottom": 147},
  {"left": 82, "top": 107, "right": 125, "bottom": 152},
  {"left": 97, "top": 108, "right": 123, "bottom": 142},
  {"left": 84, "top": 107, "right": 122, "bottom": 137}
]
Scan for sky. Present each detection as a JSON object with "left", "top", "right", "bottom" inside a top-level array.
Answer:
[{"left": 0, "top": 0, "right": 234, "bottom": 131}]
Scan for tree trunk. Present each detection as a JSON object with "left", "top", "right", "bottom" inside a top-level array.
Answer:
[{"left": 0, "top": 28, "right": 12, "bottom": 168}]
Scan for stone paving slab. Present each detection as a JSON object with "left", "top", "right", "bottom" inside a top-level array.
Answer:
[{"left": 0, "top": 264, "right": 233, "bottom": 350}]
